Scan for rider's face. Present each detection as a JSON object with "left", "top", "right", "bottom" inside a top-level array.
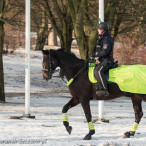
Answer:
[{"left": 98, "top": 29, "right": 104, "bottom": 35}]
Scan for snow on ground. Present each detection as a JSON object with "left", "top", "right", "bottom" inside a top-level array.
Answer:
[{"left": 0, "top": 49, "right": 146, "bottom": 146}]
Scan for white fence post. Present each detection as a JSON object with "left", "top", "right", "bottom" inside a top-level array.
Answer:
[
  {"left": 98, "top": 0, "right": 104, "bottom": 120},
  {"left": 25, "top": 0, "right": 31, "bottom": 116}
]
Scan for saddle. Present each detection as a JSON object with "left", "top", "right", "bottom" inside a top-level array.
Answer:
[{"left": 88, "top": 61, "right": 118, "bottom": 83}]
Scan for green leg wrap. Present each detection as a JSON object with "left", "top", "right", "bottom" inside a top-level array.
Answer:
[
  {"left": 88, "top": 121, "right": 95, "bottom": 130},
  {"left": 62, "top": 113, "right": 69, "bottom": 122},
  {"left": 62, "top": 113, "right": 72, "bottom": 134},
  {"left": 130, "top": 122, "right": 139, "bottom": 132}
]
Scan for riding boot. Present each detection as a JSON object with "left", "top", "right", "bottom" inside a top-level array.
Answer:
[
  {"left": 95, "top": 72, "right": 109, "bottom": 96},
  {"left": 95, "top": 83, "right": 109, "bottom": 96},
  {"left": 96, "top": 89, "right": 109, "bottom": 96}
]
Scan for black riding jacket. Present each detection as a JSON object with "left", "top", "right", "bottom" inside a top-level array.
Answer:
[{"left": 92, "top": 31, "right": 114, "bottom": 62}]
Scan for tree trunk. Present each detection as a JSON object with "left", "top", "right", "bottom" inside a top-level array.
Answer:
[
  {"left": 35, "top": 11, "right": 49, "bottom": 51},
  {"left": 61, "top": 20, "right": 73, "bottom": 52},
  {"left": 70, "top": 0, "right": 87, "bottom": 59},
  {"left": 0, "top": 21, "right": 5, "bottom": 102},
  {"left": 35, "top": 31, "right": 48, "bottom": 50},
  {"left": 75, "top": 28, "right": 86, "bottom": 59},
  {"left": 88, "top": 29, "right": 98, "bottom": 57}
]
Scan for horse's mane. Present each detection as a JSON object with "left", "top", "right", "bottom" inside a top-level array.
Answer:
[
  {"left": 57, "top": 48, "right": 79, "bottom": 60},
  {"left": 43, "top": 48, "right": 84, "bottom": 63}
]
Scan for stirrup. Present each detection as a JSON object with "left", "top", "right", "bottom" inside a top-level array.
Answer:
[{"left": 96, "top": 90, "right": 109, "bottom": 96}]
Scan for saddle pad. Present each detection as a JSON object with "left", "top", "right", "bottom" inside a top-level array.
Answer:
[
  {"left": 109, "top": 65, "right": 146, "bottom": 94},
  {"left": 88, "top": 63, "right": 97, "bottom": 83},
  {"left": 88, "top": 63, "right": 146, "bottom": 94}
]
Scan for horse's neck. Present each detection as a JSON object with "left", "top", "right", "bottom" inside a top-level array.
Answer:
[
  {"left": 58, "top": 60, "right": 79, "bottom": 81},
  {"left": 56, "top": 53, "right": 83, "bottom": 81}
]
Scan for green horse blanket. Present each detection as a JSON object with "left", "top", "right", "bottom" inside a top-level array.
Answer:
[{"left": 88, "top": 63, "right": 146, "bottom": 94}]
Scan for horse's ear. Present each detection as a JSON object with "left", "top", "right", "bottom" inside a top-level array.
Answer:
[
  {"left": 42, "top": 50, "right": 49, "bottom": 55},
  {"left": 58, "top": 48, "right": 66, "bottom": 52},
  {"left": 42, "top": 50, "right": 45, "bottom": 54}
]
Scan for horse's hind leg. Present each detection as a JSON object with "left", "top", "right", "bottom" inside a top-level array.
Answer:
[
  {"left": 123, "top": 95, "right": 143, "bottom": 138},
  {"left": 62, "top": 97, "right": 79, "bottom": 135},
  {"left": 80, "top": 100, "right": 95, "bottom": 140}
]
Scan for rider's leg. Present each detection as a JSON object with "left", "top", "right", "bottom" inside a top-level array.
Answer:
[
  {"left": 94, "top": 66, "right": 109, "bottom": 95},
  {"left": 94, "top": 60, "right": 109, "bottom": 96}
]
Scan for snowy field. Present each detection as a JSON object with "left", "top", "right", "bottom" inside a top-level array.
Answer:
[{"left": 1, "top": 49, "right": 146, "bottom": 146}]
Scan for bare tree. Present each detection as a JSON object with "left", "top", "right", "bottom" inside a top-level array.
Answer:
[
  {"left": 43, "top": 0, "right": 74, "bottom": 52},
  {"left": 67, "top": 0, "right": 145, "bottom": 59},
  {"left": 0, "top": 0, "right": 25, "bottom": 102},
  {"left": 67, "top": 0, "right": 98, "bottom": 59},
  {"left": 31, "top": 0, "right": 145, "bottom": 58},
  {"left": 0, "top": 0, "right": 8, "bottom": 102},
  {"left": 105, "top": 0, "right": 145, "bottom": 43}
]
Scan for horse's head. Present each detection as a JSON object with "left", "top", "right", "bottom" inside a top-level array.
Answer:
[{"left": 42, "top": 50, "right": 58, "bottom": 81}]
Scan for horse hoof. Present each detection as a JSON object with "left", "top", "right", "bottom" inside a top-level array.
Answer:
[
  {"left": 123, "top": 132, "right": 130, "bottom": 138},
  {"left": 83, "top": 134, "right": 92, "bottom": 140},
  {"left": 66, "top": 126, "right": 72, "bottom": 135}
]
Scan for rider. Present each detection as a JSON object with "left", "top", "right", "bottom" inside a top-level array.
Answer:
[{"left": 91, "top": 22, "right": 114, "bottom": 96}]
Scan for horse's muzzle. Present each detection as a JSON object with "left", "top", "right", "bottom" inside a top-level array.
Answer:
[{"left": 42, "top": 72, "right": 52, "bottom": 81}]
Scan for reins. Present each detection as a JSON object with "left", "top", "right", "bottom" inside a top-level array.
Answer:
[{"left": 66, "top": 62, "right": 87, "bottom": 87}]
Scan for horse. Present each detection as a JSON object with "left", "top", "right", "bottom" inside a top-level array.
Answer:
[{"left": 42, "top": 48, "right": 146, "bottom": 140}]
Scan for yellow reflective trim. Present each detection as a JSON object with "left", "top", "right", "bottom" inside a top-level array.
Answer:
[
  {"left": 88, "top": 121, "right": 95, "bottom": 130},
  {"left": 62, "top": 113, "right": 69, "bottom": 122},
  {"left": 130, "top": 122, "right": 139, "bottom": 132},
  {"left": 67, "top": 78, "right": 74, "bottom": 86}
]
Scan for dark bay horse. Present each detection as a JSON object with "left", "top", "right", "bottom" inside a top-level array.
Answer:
[{"left": 42, "top": 48, "right": 146, "bottom": 140}]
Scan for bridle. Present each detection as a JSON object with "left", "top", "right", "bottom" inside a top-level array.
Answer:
[
  {"left": 42, "top": 50, "right": 56, "bottom": 76},
  {"left": 42, "top": 50, "right": 87, "bottom": 85}
]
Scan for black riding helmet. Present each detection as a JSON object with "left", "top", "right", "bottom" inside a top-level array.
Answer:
[{"left": 98, "top": 22, "right": 109, "bottom": 31}]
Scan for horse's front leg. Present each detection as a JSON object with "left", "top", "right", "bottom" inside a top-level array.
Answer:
[
  {"left": 62, "top": 97, "right": 79, "bottom": 135},
  {"left": 81, "top": 100, "right": 95, "bottom": 140},
  {"left": 123, "top": 96, "right": 143, "bottom": 138}
]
